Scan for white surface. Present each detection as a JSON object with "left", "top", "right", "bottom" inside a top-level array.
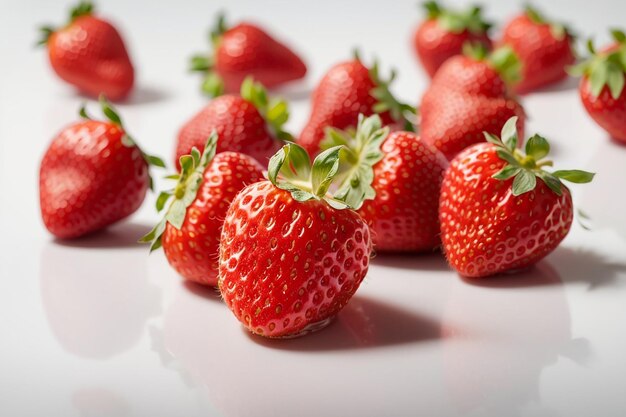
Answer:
[{"left": 2, "top": 1, "right": 626, "bottom": 416}]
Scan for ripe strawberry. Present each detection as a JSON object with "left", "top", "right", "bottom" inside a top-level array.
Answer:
[
  {"left": 500, "top": 6, "right": 575, "bottom": 94},
  {"left": 141, "top": 133, "right": 265, "bottom": 286},
  {"left": 175, "top": 78, "right": 289, "bottom": 169},
  {"left": 413, "top": 1, "right": 493, "bottom": 77},
  {"left": 40, "top": 97, "right": 164, "bottom": 239},
  {"left": 420, "top": 44, "right": 525, "bottom": 160},
  {"left": 439, "top": 117, "right": 594, "bottom": 278},
  {"left": 569, "top": 30, "right": 626, "bottom": 143},
  {"left": 298, "top": 54, "right": 416, "bottom": 158},
  {"left": 323, "top": 114, "right": 448, "bottom": 252},
  {"left": 37, "top": 1, "right": 134, "bottom": 100},
  {"left": 218, "top": 143, "right": 372, "bottom": 338},
  {"left": 189, "top": 14, "right": 306, "bottom": 97}
]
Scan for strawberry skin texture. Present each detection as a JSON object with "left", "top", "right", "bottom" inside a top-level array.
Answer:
[
  {"left": 414, "top": 20, "right": 492, "bottom": 78},
  {"left": 175, "top": 95, "right": 282, "bottom": 169},
  {"left": 501, "top": 15, "right": 574, "bottom": 94},
  {"left": 219, "top": 181, "right": 372, "bottom": 338},
  {"left": 215, "top": 23, "right": 307, "bottom": 93},
  {"left": 439, "top": 143, "right": 573, "bottom": 278},
  {"left": 162, "top": 152, "right": 265, "bottom": 286},
  {"left": 298, "top": 60, "right": 394, "bottom": 157},
  {"left": 420, "top": 56, "right": 525, "bottom": 160},
  {"left": 358, "top": 131, "right": 448, "bottom": 252},
  {"left": 47, "top": 16, "right": 134, "bottom": 100},
  {"left": 40, "top": 121, "right": 148, "bottom": 239},
  {"left": 580, "top": 77, "right": 626, "bottom": 143}
]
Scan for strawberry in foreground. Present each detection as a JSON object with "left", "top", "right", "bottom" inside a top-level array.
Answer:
[
  {"left": 141, "top": 133, "right": 264, "bottom": 286},
  {"left": 323, "top": 114, "right": 448, "bottom": 252},
  {"left": 298, "top": 54, "right": 416, "bottom": 157},
  {"left": 439, "top": 117, "right": 594, "bottom": 278},
  {"left": 40, "top": 96, "right": 164, "bottom": 239},
  {"left": 500, "top": 6, "right": 575, "bottom": 94},
  {"left": 218, "top": 143, "right": 372, "bottom": 338},
  {"left": 189, "top": 14, "right": 306, "bottom": 97},
  {"left": 420, "top": 43, "right": 525, "bottom": 160},
  {"left": 175, "top": 77, "right": 289, "bottom": 169},
  {"left": 37, "top": 1, "right": 134, "bottom": 100},
  {"left": 413, "top": 1, "right": 492, "bottom": 77},
  {"left": 568, "top": 30, "right": 626, "bottom": 143}
]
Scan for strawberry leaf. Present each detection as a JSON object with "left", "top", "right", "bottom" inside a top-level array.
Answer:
[
  {"left": 241, "top": 77, "right": 293, "bottom": 142},
  {"left": 552, "top": 170, "right": 595, "bottom": 183},
  {"left": 512, "top": 170, "right": 537, "bottom": 196},
  {"left": 500, "top": 116, "right": 519, "bottom": 150},
  {"left": 606, "top": 64, "right": 625, "bottom": 99},
  {"left": 525, "top": 134, "right": 550, "bottom": 160},
  {"left": 536, "top": 171, "right": 563, "bottom": 196},
  {"left": 311, "top": 146, "right": 342, "bottom": 198},
  {"left": 492, "top": 165, "right": 521, "bottom": 180}
]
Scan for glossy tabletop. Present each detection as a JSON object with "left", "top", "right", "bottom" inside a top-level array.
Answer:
[{"left": 1, "top": 1, "right": 626, "bottom": 416}]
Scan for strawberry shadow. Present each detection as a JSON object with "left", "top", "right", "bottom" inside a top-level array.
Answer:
[
  {"left": 62, "top": 85, "right": 170, "bottom": 105},
  {"left": 247, "top": 296, "right": 441, "bottom": 351},
  {"left": 370, "top": 250, "right": 449, "bottom": 271},
  {"left": 181, "top": 281, "right": 223, "bottom": 303},
  {"left": 548, "top": 246, "right": 626, "bottom": 290},
  {"left": 459, "top": 261, "right": 562, "bottom": 288},
  {"left": 271, "top": 82, "right": 313, "bottom": 101},
  {"left": 52, "top": 221, "right": 151, "bottom": 249},
  {"left": 522, "top": 76, "right": 579, "bottom": 94}
]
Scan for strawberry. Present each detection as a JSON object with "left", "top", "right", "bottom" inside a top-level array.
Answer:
[
  {"left": 298, "top": 54, "right": 416, "bottom": 158},
  {"left": 40, "top": 97, "right": 164, "bottom": 239},
  {"left": 568, "top": 30, "right": 626, "bottom": 144},
  {"left": 439, "top": 117, "right": 594, "bottom": 278},
  {"left": 189, "top": 14, "right": 306, "bottom": 97},
  {"left": 500, "top": 6, "right": 576, "bottom": 94},
  {"left": 218, "top": 143, "right": 372, "bottom": 338},
  {"left": 37, "top": 1, "right": 134, "bottom": 100},
  {"left": 413, "top": 1, "right": 493, "bottom": 77},
  {"left": 141, "top": 133, "right": 265, "bottom": 286},
  {"left": 420, "top": 44, "right": 526, "bottom": 160},
  {"left": 175, "top": 78, "right": 289, "bottom": 169},
  {"left": 323, "top": 114, "right": 448, "bottom": 252}
]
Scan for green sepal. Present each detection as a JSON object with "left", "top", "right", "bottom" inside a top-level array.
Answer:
[
  {"left": 611, "top": 29, "right": 626, "bottom": 44},
  {"left": 368, "top": 60, "right": 417, "bottom": 132},
  {"left": 201, "top": 71, "right": 225, "bottom": 97},
  {"left": 488, "top": 45, "right": 522, "bottom": 85},
  {"left": 241, "top": 77, "right": 294, "bottom": 141},
  {"left": 525, "top": 5, "right": 573, "bottom": 41},
  {"left": 311, "top": 147, "right": 342, "bottom": 198},
  {"left": 189, "top": 13, "right": 230, "bottom": 97},
  {"left": 210, "top": 12, "right": 228, "bottom": 47},
  {"left": 487, "top": 116, "right": 594, "bottom": 197},
  {"left": 424, "top": 1, "right": 491, "bottom": 35},
  {"left": 422, "top": 1, "right": 442, "bottom": 19},
  {"left": 140, "top": 132, "right": 219, "bottom": 252},
  {"left": 70, "top": 0, "right": 94, "bottom": 21},
  {"left": 36, "top": 26, "right": 55, "bottom": 47},
  {"left": 189, "top": 55, "right": 212, "bottom": 72},
  {"left": 78, "top": 103, "right": 91, "bottom": 120}
]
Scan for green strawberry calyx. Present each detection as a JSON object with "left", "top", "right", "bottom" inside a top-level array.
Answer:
[
  {"left": 525, "top": 5, "right": 572, "bottom": 42},
  {"left": 139, "top": 132, "right": 218, "bottom": 252},
  {"left": 37, "top": 0, "right": 95, "bottom": 46},
  {"left": 463, "top": 42, "right": 522, "bottom": 85},
  {"left": 240, "top": 77, "right": 294, "bottom": 142},
  {"left": 79, "top": 95, "right": 166, "bottom": 190},
  {"left": 319, "top": 114, "right": 388, "bottom": 209},
  {"left": 485, "top": 116, "right": 595, "bottom": 196},
  {"left": 268, "top": 142, "right": 363, "bottom": 210},
  {"left": 567, "top": 29, "right": 626, "bottom": 99},
  {"left": 188, "top": 12, "right": 229, "bottom": 97},
  {"left": 423, "top": 1, "right": 491, "bottom": 35}
]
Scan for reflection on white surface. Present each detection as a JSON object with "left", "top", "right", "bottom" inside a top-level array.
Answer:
[
  {"left": 72, "top": 387, "right": 131, "bottom": 417},
  {"left": 442, "top": 262, "right": 588, "bottom": 416},
  {"left": 40, "top": 222, "right": 161, "bottom": 359}
]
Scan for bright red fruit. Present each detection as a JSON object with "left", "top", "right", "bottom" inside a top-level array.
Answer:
[
  {"left": 420, "top": 45, "right": 525, "bottom": 160},
  {"left": 298, "top": 56, "right": 415, "bottom": 158},
  {"left": 189, "top": 14, "right": 306, "bottom": 96},
  {"left": 413, "top": 1, "right": 492, "bottom": 77},
  {"left": 40, "top": 97, "right": 164, "bottom": 239},
  {"left": 569, "top": 30, "right": 626, "bottom": 144},
  {"left": 323, "top": 114, "right": 448, "bottom": 252},
  {"left": 439, "top": 117, "right": 594, "bottom": 278},
  {"left": 141, "top": 134, "right": 265, "bottom": 286},
  {"left": 38, "top": 1, "right": 134, "bottom": 100},
  {"left": 175, "top": 78, "right": 289, "bottom": 169},
  {"left": 500, "top": 6, "right": 575, "bottom": 94},
  {"left": 218, "top": 143, "right": 372, "bottom": 338}
]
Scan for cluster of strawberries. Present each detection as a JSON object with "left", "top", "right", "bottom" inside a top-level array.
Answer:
[{"left": 39, "top": 1, "right": 624, "bottom": 339}]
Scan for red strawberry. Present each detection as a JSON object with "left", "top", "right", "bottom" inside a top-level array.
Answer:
[
  {"left": 218, "top": 143, "right": 372, "bottom": 338},
  {"left": 500, "top": 6, "right": 575, "bottom": 94},
  {"left": 189, "top": 14, "right": 306, "bottom": 97},
  {"left": 37, "top": 1, "right": 134, "bottom": 100},
  {"left": 141, "top": 133, "right": 265, "bottom": 286},
  {"left": 175, "top": 78, "right": 289, "bottom": 169},
  {"left": 323, "top": 114, "right": 448, "bottom": 252},
  {"left": 439, "top": 117, "right": 594, "bottom": 278},
  {"left": 420, "top": 44, "right": 526, "bottom": 160},
  {"left": 40, "top": 97, "right": 164, "bottom": 239},
  {"left": 298, "top": 55, "right": 416, "bottom": 158},
  {"left": 413, "top": 1, "right": 493, "bottom": 77},
  {"left": 569, "top": 30, "right": 626, "bottom": 144}
]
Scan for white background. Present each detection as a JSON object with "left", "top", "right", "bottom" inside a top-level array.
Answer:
[{"left": 1, "top": 0, "right": 626, "bottom": 416}]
